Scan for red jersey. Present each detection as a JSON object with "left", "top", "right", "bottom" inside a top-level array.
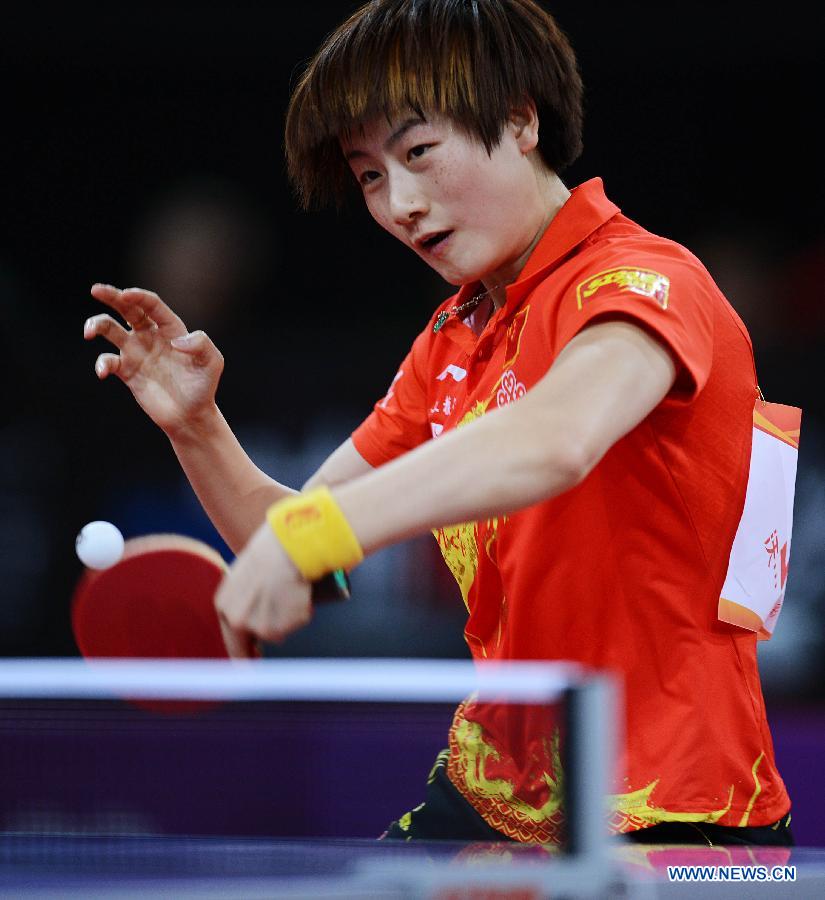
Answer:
[{"left": 352, "top": 178, "right": 790, "bottom": 842}]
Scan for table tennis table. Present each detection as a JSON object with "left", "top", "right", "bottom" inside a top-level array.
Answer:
[
  {"left": 1, "top": 833, "right": 824, "bottom": 898},
  {"left": 0, "top": 659, "right": 821, "bottom": 898}
]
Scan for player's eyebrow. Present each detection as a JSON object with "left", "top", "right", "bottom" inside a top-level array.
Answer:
[{"left": 345, "top": 116, "right": 426, "bottom": 162}]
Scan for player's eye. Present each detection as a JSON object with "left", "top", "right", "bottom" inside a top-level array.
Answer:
[
  {"left": 407, "top": 144, "right": 431, "bottom": 161},
  {"left": 359, "top": 170, "right": 381, "bottom": 186}
]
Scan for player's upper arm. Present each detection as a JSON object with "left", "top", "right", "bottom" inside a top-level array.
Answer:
[
  {"left": 525, "top": 319, "right": 678, "bottom": 481},
  {"left": 302, "top": 438, "right": 374, "bottom": 490}
]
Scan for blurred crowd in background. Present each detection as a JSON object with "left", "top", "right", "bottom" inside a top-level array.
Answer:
[{"left": 2, "top": 3, "right": 822, "bottom": 701}]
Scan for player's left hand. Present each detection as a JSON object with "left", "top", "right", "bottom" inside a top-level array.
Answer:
[{"left": 214, "top": 522, "right": 313, "bottom": 658}]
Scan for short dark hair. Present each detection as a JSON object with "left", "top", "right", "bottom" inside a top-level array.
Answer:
[{"left": 285, "top": 0, "right": 584, "bottom": 209}]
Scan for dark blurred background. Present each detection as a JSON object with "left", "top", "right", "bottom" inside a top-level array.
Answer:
[{"left": 1, "top": 2, "right": 823, "bottom": 692}]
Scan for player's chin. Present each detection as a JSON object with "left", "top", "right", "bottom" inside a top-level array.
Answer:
[{"left": 415, "top": 253, "right": 469, "bottom": 286}]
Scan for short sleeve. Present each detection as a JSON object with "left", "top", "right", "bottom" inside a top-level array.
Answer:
[
  {"left": 351, "top": 330, "right": 432, "bottom": 466},
  {"left": 555, "top": 255, "right": 715, "bottom": 403}
]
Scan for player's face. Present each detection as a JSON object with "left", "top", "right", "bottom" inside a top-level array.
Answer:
[{"left": 342, "top": 111, "right": 550, "bottom": 287}]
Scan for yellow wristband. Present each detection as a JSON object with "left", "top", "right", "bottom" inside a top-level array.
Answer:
[{"left": 266, "top": 486, "right": 363, "bottom": 581}]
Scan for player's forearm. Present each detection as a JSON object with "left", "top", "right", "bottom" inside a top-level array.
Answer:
[
  {"left": 168, "top": 404, "right": 296, "bottom": 554},
  {"left": 333, "top": 398, "right": 585, "bottom": 555}
]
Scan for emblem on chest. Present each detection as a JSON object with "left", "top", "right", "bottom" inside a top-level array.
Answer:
[{"left": 496, "top": 369, "right": 526, "bottom": 407}]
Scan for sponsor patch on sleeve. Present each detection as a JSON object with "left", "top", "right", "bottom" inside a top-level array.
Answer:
[{"left": 576, "top": 267, "right": 670, "bottom": 310}]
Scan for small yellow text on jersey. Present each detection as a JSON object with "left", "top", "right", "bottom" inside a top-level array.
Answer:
[{"left": 576, "top": 268, "right": 670, "bottom": 310}]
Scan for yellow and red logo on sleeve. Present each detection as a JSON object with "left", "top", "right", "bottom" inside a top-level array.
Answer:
[{"left": 576, "top": 267, "right": 670, "bottom": 310}]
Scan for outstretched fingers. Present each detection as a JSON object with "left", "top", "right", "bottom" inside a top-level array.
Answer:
[
  {"left": 90, "top": 283, "right": 186, "bottom": 335},
  {"left": 84, "top": 310, "right": 128, "bottom": 379},
  {"left": 120, "top": 287, "right": 186, "bottom": 334},
  {"left": 94, "top": 352, "right": 122, "bottom": 380},
  {"left": 84, "top": 313, "right": 130, "bottom": 350}
]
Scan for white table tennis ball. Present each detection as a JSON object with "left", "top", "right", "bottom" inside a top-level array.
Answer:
[{"left": 76, "top": 521, "right": 125, "bottom": 570}]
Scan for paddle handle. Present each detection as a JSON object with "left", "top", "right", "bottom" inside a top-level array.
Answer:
[{"left": 311, "top": 569, "right": 351, "bottom": 603}]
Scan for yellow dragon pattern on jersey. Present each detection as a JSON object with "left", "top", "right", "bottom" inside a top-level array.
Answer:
[
  {"left": 446, "top": 701, "right": 763, "bottom": 842},
  {"left": 432, "top": 399, "right": 494, "bottom": 611}
]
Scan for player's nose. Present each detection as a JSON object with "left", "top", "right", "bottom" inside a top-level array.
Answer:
[{"left": 388, "top": 171, "right": 428, "bottom": 225}]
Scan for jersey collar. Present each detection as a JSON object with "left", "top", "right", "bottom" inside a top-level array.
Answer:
[{"left": 519, "top": 178, "right": 619, "bottom": 278}]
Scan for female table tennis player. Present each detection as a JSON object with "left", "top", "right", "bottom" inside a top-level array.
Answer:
[{"left": 85, "top": 0, "right": 792, "bottom": 847}]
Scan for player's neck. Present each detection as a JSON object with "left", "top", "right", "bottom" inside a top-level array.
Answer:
[{"left": 481, "top": 172, "right": 570, "bottom": 310}]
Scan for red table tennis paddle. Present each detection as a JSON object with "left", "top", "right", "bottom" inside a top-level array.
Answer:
[
  {"left": 71, "top": 532, "right": 350, "bottom": 714},
  {"left": 72, "top": 534, "right": 231, "bottom": 659},
  {"left": 72, "top": 532, "right": 350, "bottom": 660}
]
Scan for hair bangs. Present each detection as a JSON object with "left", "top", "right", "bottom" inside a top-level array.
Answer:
[{"left": 285, "top": 1, "right": 583, "bottom": 209}]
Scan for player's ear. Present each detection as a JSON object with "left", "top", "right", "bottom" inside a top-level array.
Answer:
[{"left": 508, "top": 100, "right": 540, "bottom": 154}]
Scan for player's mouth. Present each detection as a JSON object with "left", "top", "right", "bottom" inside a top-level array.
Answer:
[{"left": 417, "top": 230, "right": 453, "bottom": 257}]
